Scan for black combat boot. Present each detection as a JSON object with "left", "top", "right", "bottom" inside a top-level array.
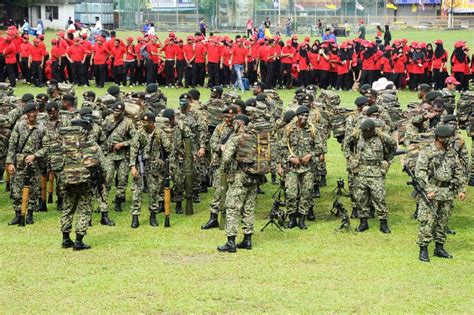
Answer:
[
  {"left": 150, "top": 212, "right": 158, "bottom": 227},
  {"left": 446, "top": 227, "right": 456, "bottom": 235},
  {"left": 419, "top": 245, "right": 430, "bottom": 262},
  {"left": 312, "top": 184, "right": 321, "bottom": 198},
  {"left": 0, "top": 171, "right": 3, "bottom": 183},
  {"left": 131, "top": 215, "right": 139, "bottom": 228},
  {"left": 351, "top": 207, "right": 359, "bottom": 219},
  {"left": 48, "top": 192, "right": 53, "bottom": 204},
  {"left": 468, "top": 177, "right": 474, "bottom": 187},
  {"left": 158, "top": 201, "right": 165, "bottom": 213},
  {"left": 256, "top": 185, "right": 265, "bottom": 194},
  {"left": 217, "top": 236, "right": 237, "bottom": 253},
  {"left": 61, "top": 232, "right": 74, "bottom": 248},
  {"left": 26, "top": 211, "right": 34, "bottom": 225},
  {"left": 88, "top": 219, "right": 92, "bottom": 226},
  {"left": 100, "top": 212, "right": 115, "bottom": 226},
  {"left": 379, "top": 219, "right": 391, "bottom": 234},
  {"left": 175, "top": 201, "right": 183, "bottom": 214},
  {"left": 320, "top": 175, "right": 327, "bottom": 187},
  {"left": 285, "top": 213, "right": 298, "bottom": 229},
  {"left": 434, "top": 242, "right": 453, "bottom": 259},
  {"left": 193, "top": 192, "right": 201, "bottom": 203},
  {"left": 298, "top": 213, "right": 308, "bottom": 230},
  {"left": 8, "top": 211, "right": 21, "bottom": 226},
  {"left": 114, "top": 196, "right": 123, "bottom": 212},
  {"left": 56, "top": 197, "right": 64, "bottom": 211},
  {"left": 307, "top": 206, "right": 316, "bottom": 221},
  {"left": 38, "top": 198, "right": 47, "bottom": 212},
  {"left": 368, "top": 206, "right": 375, "bottom": 218},
  {"left": 356, "top": 217, "right": 369, "bottom": 232},
  {"left": 201, "top": 213, "right": 219, "bottom": 230},
  {"left": 73, "top": 234, "right": 91, "bottom": 251},
  {"left": 236, "top": 234, "right": 252, "bottom": 250},
  {"left": 271, "top": 172, "right": 277, "bottom": 185},
  {"left": 143, "top": 177, "right": 149, "bottom": 193}
]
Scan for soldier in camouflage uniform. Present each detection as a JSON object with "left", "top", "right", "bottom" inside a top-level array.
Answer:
[
  {"left": 344, "top": 119, "right": 397, "bottom": 233},
  {"left": 129, "top": 112, "right": 172, "bottom": 228},
  {"left": 439, "top": 76, "right": 458, "bottom": 115},
  {"left": 201, "top": 105, "right": 236, "bottom": 229},
  {"left": 217, "top": 114, "right": 264, "bottom": 253},
  {"left": 281, "top": 106, "right": 323, "bottom": 229},
  {"left": 144, "top": 83, "right": 167, "bottom": 115},
  {"left": 6, "top": 103, "right": 47, "bottom": 225},
  {"left": 416, "top": 125, "right": 466, "bottom": 262},
  {"left": 81, "top": 91, "right": 97, "bottom": 109},
  {"left": 102, "top": 102, "right": 136, "bottom": 212}
]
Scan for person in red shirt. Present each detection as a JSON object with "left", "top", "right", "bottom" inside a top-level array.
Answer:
[
  {"left": 328, "top": 44, "right": 339, "bottom": 89},
  {"left": 307, "top": 42, "right": 320, "bottom": 86},
  {"left": 19, "top": 35, "right": 32, "bottom": 84},
  {"left": 161, "top": 37, "right": 177, "bottom": 87},
  {"left": 66, "top": 38, "right": 87, "bottom": 85},
  {"left": 220, "top": 40, "right": 232, "bottom": 87},
  {"left": 134, "top": 36, "right": 145, "bottom": 85},
  {"left": 264, "top": 39, "right": 278, "bottom": 89},
  {"left": 391, "top": 45, "right": 406, "bottom": 89},
  {"left": 336, "top": 43, "right": 352, "bottom": 90},
  {"left": 183, "top": 35, "right": 196, "bottom": 88},
  {"left": 229, "top": 39, "right": 248, "bottom": 91},
  {"left": 205, "top": 37, "right": 222, "bottom": 88},
  {"left": 0, "top": 34, "right": 5, "bottom": 82},
  {"left": 29, "top": 38, "right": 45, "bottom": 86},
  {"left": 81, "top": 33, "right": 93, "bottom": 80},
  {"left": 317, "top": 44, "right": 331, "bottom": 89},
  {"left": 451, "top": 41, "right": 468, "bottom": 91},
  {"left": 3, "top": 36, "right": 18, "bottom": 87},
  {"left": 410, "top": 44, "right": 426, "bottom": 91},
  {"left": 432, "top": 40, "right": 448, "bottom": 89},
  {"left": 123, "top": 37, "right": 137, "bottom": 86},
  {"left": 145, "top": 36, "right": 160, "bottom": 84},
  {"left": 256, "top": 38, "right": 269, "bottom": 85},
  {"left": 110, "top": 38, "right": 126, "bottom": 85},
  {"left": 175, "top": 38, "right": 185, "bottom": 87},
  {"left": 246, "top": 37, "right": 259, "bottom": 85},
  {"left": 91, "top": 37, "right": 109, "bottom": 87},
  {"left": 50, "top": 38, "right": 61, "bottom": 81},
  {"left": 379, "top": 46, "right": 394, "bottom": 83},
  {"left": 56, "top": 31, "right": 70, "bottom": 82},
  {"left": 193, "top": 37, "right": 207, "bottom": 87},
  {"left": 356, "top": 41, "right": 375, "bottom": 86},
  {"left": 279, "top": 39, "right": 296, "bottom": 88},
  {"left": 296, "top": 43, "right": 310, "bottom": 87}
]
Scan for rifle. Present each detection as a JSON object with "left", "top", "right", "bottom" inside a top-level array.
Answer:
[
  {"left": 90, "top": 166, "right": 106, "bottom": 203},
  {"left": 403, "top": 165, "right": 437, "bottom": 218},
  {"left": 330, "top": 200, "right": 351, "bottom": 231},
  {"left": 39, "top": 169, "right": 48, "bottom": 211},
  {"left": 47, "top": 171, "right": 54, "bottom": 203},
  {"left": 184, "top": 137, "right": 194, "bottom": 215},
  {"left": 261, "top": 181, "right": 286, "bottom": 232},
  {"left": 163, "top": 159, "right": 171, "bottom": 228},
  {"left": 19, "top": 165, "right": 33, "bottom": 226},
  {"left": 332, "top": 178, "right": 349, "bottom": 197}
]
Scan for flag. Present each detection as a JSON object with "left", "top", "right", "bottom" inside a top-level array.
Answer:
[
  {"left": 295, "top": 3, "right": 305, "bottom": 11},
  {"left": 418, "top": 0, "right": 425, "bottom": 11},
  {"left": 356, "top": 0, "right": 365, "bottom": 11},
  {"left": 273, "top": 0, "right": 280, "bottom": 9},
  {"left": 386, "top": 1, "right": 398, "bottom": 10},
  {"left": 326, "top": 4, "right": 337, "bottom": 10},
  {"left": 411, "top": 3, "right": 417, "bottom": 12}
]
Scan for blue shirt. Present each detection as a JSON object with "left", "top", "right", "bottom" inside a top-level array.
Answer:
[{"left": 322, "top": 33, "right": 337, "bottom": 43}]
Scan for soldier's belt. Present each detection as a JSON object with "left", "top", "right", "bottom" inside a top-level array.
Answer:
[
  {"left": 360, "top": 160, "right": 380, "bottom": 166},
  {"left": 429, "top": 179, "right": 450, "bottom": 188}
]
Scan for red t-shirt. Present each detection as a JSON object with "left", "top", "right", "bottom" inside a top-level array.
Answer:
[
  {"left": 135, "top": 44, "right": 143, "bottom": 61},
  {"left": 147, "top": 43, "right": 161, "bottom": 64},
  {"left": 162, "top": 44, "right": 177, "bottom": 60},
  {"left": 296, "top": 52, "right": 309, "bottom": 71},
  {"left": 392, "top": 54, "right": 406, "bottom": 73},
  {"left": 175, "top": 45, "right": 184, "bottom": 60},
  {"left": 411, "top": 54, "right": 425, "bottom": 74},
  {"left": 258, "top": 45, "right": 269, "bottom": 62},
  {"left": 250, "top": 44, "right": 260, "bottom": 60},
  {"left": 361, "top": 52, "right": 374, "bottom": 71},
  {"left": 221, "top": 47, "right": 231, "bottom": 66},
  {"left": 82, "top": 41, "right": 92, "bottom": 55},
  {"left": 280, "top": 46, "right": 296, "bottom": 64},
  {"left": 318, "top": 53, "right": 331, "bottom": 71},
  {"left": 337, "top": 57, "right": 350, "bottom": 75},
  {"left": 206, "top": 44, "right": 221, "bottom": 63},
  {"left": 66, "top": 45, "right": 85, "bottom": 62},
  {"left": 380, "top": 57, "right": 393, "bottom": 73},
  {"left": 329, "top": 53, "right": 339, "bottom": 72},
  {"left": 57, "top": 38, "right": 68, "bottom": 56},
  {"left": 183, "top": 44, "right": 195, "bottom": 61},
  {"left": 50, "top": 46, "right": 60, "bottom": 62},
  {"left": 308, "top": 51, "right": 319, "bottom": 69},
  {"left": 194, "top": 42, "right": 207, "bottom": 63},
  {"left": 3, "top": 43, "right": 17, "bottom": 64},
  {"left": 20, "top": 42, "right": 32, "bottom": 58},
  {"left": 93, "top": 44, "right": 109, "bottom": 65},
  {"left": 451, "top": 55, "right": 466, "bottom": 73},
  {"left": 110, "top": 46, "right": 126, "bottom": 66},
  {"left": 125, "top": 44, "right": 136, "bottom": 61},
  {"left": 30, "top": 45, "right": 45, "bottom": 62},
  {"left": 231, "top": 45, "right": 248, "bottom": 65}
]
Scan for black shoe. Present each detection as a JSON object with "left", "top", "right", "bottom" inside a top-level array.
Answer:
[
  {"left": 73, "top": 234, "right": 91, "bottom": 251},
  {"left": 48, "top": 192, "right": 53, "bottom": 204},
  {"left": 131, "top": 215, "right": 139, "bottom": 228},
  {"left": 434, "top": 242, "right": 453, "bottom": 258},
  {"left": 57, "top": 197, "right": 63, "bottom": 211},
  {"left": 356, "top": 217, "right": 369, "bottom": 232},
  {"left": 313, "top": 185, "right": 320, "bottom": 198},
  {"left": 369, "top": 207, "right": 375, "bottom": 219},
  {"left": 446, "top": 227, "right": 456, "bottom": 235},
  {"left": 351, "top": 207, "right": 359, "bottom": 219},
  {"left": 38, "top": 199, "right": 47, "bottom": 212},
  {"left": 150, "top": 212, "right": 158, "bottom": 227},
  {"left": 175, "top": 201, "right": 183, "bottom": 214},
  {"left": 307, "top": 206, "right": 316, "bottom": 221},
  {"left": 256, "top": 186, "right": 265, "bottom": 194},
  {"left": 26, "top": 211, "right": 34, "bottom": 225},
  {"left": 379, "top": 219, "right": 391, "bottom": 233},
  {"left": 419, "top": 245, "right": 430, "bottom": 262},
  {"left": 271, "top": 173, "right": 277, "bottom": 185},
  {"left": 100, "top": 212, "right": 115, "bottom": 226},
  {"left": 88, "top": 219, "right": 92, "bottom": 226},
  {"left": 158, "top": 201, "right": 165, "bottom": 213},
  {"left": 285, "top": 213, "right": 297, "bottom": 229},
  {"left": 201, "top": 213, "right": 219, "bottom": 229},
  {"left": 236, "top": 234, "right": 252, "bottom": 250},
  {"left": 114, "top": 196, "right": 123, "bottom": 212},
  {"left": 193, "top": 193, "right": 201, "bottom": 203},
  {"left": 217, "top": 236, "right": 237, "bottom": 253},
  {"left": 8, "top": 211, "right": 21, "bottom": 225},
  {"left": 298, "top": 214, "right": 308, "bottom": 230},
  {"left": 61, "top": 232, "right": 74, "bottom": 248},
  {"left": 320, "top": 175, "right": 327, "bottom": 187},
  {"left": 468, "top": 177, "right": 474, "bottom": 186}
]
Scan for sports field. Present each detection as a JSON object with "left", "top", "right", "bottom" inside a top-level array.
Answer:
[{"left": 0, "top": 29, "right": 473, "bottom": 313}]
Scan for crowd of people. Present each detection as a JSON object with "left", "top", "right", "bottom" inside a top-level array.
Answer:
[{"left": 1, "top": 24, "right": 473, "bottom": 92}]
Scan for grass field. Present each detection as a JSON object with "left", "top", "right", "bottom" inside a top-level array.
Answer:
[{"left": 1, "top": 29, "right": 474, "bottom": 313}]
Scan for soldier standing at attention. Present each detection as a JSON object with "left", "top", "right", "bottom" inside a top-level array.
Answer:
[
  {"left": 344, "top": 119, "right": 397, "bottom": 233},
  {"left": 281, "top": 106, "right": 323, "bottom": 229},
  {"left": 129, "top": 112, "right": 172, "bottom": 228},
  {"left": 416, "top": 125, "right": 466, "bottom": 262}
]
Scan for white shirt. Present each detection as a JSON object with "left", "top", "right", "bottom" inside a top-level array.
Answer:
[
  {"left": 95, "top": 20, "right": 102, "bottom": 31},
  {"left": 147, "top": 26, "right": 155, "bottom": 36}
]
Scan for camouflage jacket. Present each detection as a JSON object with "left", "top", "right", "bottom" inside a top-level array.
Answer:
[
  {"left": 129, "top": 127, "right": 172, "bottom": 175},
  {"left": 181, "top": 109, "right": 208, "bottom": 151},
  {"left": 6, "top": 119, "right": 47, "bottom": 169},
  {"left": 102, "top": 115, "right": 136, "bottom": 161},
  {"left": 344, "top": 110, "right": 363, "bottom": 139},
  {"left": 309, "top": 106, "right": 331, "bottom": 149},
  {"left": 281, "top": 121, "right": 323, "bottom": 173},
  {"left": 210, "top": 122, "right": 233, "bottom": 166},
  {"left": 343, "top": 128, "right": 397, "bottom": 177},
  {"left": 415, "top": 143, "right": 465, "bottom": 200}
]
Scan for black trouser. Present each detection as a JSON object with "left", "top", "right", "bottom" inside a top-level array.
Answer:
[
  {"left": 247, "top": 29, "right": 252, "bottom": 37},
  {"left": 310, "top": 69, "right": 318, "bottom": 85},
  {"left": 95, "top": 64, "right": 107, "bottom": 87},
  {"left": 272, "top": 60, "right": 281, "bottom": 87},
  {"left": 123, "top": 61, "right": 136, "bottom": 86},
  {"left": 319, "top": 70, "right": 329, "bottom": 89},
  {"left": 5, "top": 64, "right": 16, "bottom": 87},
  {"left": 51, "top": 61, "right": 60, "bottom": 81},
  {"left": 112, "top": 65, "right": 123, "bottom": 85},
  {"left": 146, "top": 61, "right": 157, "bottom": 84},
  {"left": 432, "top": 69, "right": 444, "bottom": 90},
  {"left": 337, "top": 72, "right": 352, "bottom": 90},
  {"left": 0, "top": 55, "right": 5, "bottom": 82},
  {"left": 30, "top": 61, "right": 43, "bottom": 86},
  {"left": 193, "top": 62, "right": 205, "bottom": 87},
  {"left": 260, "top": 61, "right": 267, "bottom": 84},
  {"left": 207, "top": 62, "right": 219, "bottom": 87},
  {"left": 328, "top": 71, "right": 338, "bottom": 88},
  {"left": 220, "top": 66, "right": 230, "bottom": 86},
  {"left": 176, "top": 60, "right": 185, "bottom": 86},
  {"left": 359, "top": 70, "right": 373, "bottom": 86},
  {"left": 453, "top": 71, "right": 465, "bottom": 91},
  {"left": 20, "top": 57, "right": 30, "bottom": 82},
  {"left": 164, "top": 60, "right": 175, "bottom": 86},
  {"left": 279, "top": 63, "right": 292, "bottom": 88},
  {"left": 410, "top": 73, "right": 423, "bottom": 90},
  {"left": 265, "top": 61, "right": 274, "bottom": 88},
  {"left": 135, "top": 60, "right": 145, "bottom": 84},
  {"left": 247, "top": 60, "right": 257, "bottom": 85},
  {"left": 14, "top": 53, "right": 19, "bottom": 78},
  {"left": 298, "top": 70, "right": 309, "bottom": 87},
  {"left": 84, "top": 55, "right": 92, "bottom": 79},
  {"left": 184, "top": 61, "right": 194, "bottom": 87},
  {"left": 70, "top": 61, "right": 85, "bottom": 85},
  {"left": 59, "top": 56, "right": 68, "bottom": 82},
  {"left": 391, "top": 73, "right": 403, "bottom": 89}
]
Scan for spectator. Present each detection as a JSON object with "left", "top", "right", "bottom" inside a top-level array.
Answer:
[
  {"left": 322, "top": 28, "right": 337, "bottom": 43},
  {"left": 358, "top": 19, "right": 366, "bottom": 39},
  {"left": 20, "top": 18, "right": 30, "bottom": 35},
  {"left": 246, "top": 18, "right": 253, "bottom": 37},
  {"left": 285, "top": 17, "right": 292, "bottom": 37},
  {"left": 376, "top": 24, "right": 383, "bottom": 39},
  {"left": 65, "top": 17, "right": 73, "bottom": 30},
  {"left": 317, "top": 19, "right": 323, "bottom": 35},
  {"left": 94, "top": 16, "right": 102, "bottom": 32},
  {"left": 199, "top": 19, "right": 206, "bottom": 37},
  {"left": 35, "top": 19, "right": 44, "bottom": 36},
  {"left": 384, "top": 25, "right": 392, "bottom": 46},
  {"left": 147, "top": 23, "right": 155, "bottom": 36},
  {"left": 264, "top": 17, "right": 271, "bottom": 38},
  {"left": 344, "top": 20, "right": 351, "bottom": 36},
  {"left": 143, "top": 19, "right": 150, "bottom": 34}
]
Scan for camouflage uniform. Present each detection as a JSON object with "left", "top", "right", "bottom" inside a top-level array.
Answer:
[
  {"left": 344, "top": 109, "right": 363, "bottom": 211},
  {"left": 129, "top": 126, "right": 172, "bottom": 215}
]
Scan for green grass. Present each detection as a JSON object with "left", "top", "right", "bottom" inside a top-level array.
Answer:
[{"left": 1, "top": 29, "right": 474, "bottom": 313}]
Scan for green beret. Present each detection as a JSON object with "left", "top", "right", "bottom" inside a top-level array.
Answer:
[
  {"left": 79, "top": 107, "right": 93, "bottom": 116},
  {"left": 21, "top": 93, "right": 34, "bottom": 103},
  {"left": 245, "top": 98, "right": 256, "bottom": 107},
  {"left": 141, "top": 111, "right": 156, "bottom": 122},
  {"left": 223, "top": 105, "right": 239, "bottom": 115},
  {"left": 23, "top": 102, "right": 37, "bottom": 114},
  {"left": 187, "top": 89, "right": 200, "bottom": 100},
  {"left": 425, "top": 91, "right": 442, "bottom": 102},
  {"left": 296, "top": 106, "right": 309, "bottom": 116},
  {"left": 107, "top": 85, "right": 120, "bottom": 96},
  {"left": 255, "top": 93, "right": 267, "bottom": 102},
  {"left": 435, "top": 125, "right": 454, "bottom": 138},
  {"left": 62, "top": 94, "right": 75, "bottom": 103},
  {"left": 360, "top": 84, "right": 371, "bottom": 92},
  {"left": 232, "top": 100, "right": 246, "bottom": 109},
  {"left": 360, "top": 119, "right": 376, "bottom": 130},
  {"left": 71, "top": 119, "right": 90, "bottom": 130},
  {"left": 83, "top": 91, "right": 96, "bottom": 98},
  {"left": 283, "top": 110, "right": 296, "bottom": 123},
  {"left": 366, "top": 105, "right": 379, "bottom": 116},
  {"left": 146, "top": 83, "right": 158, "bottom": 93},
  {"left": 295, "top": 87, "right": 306, "bottom": 94},
  {"left": 253, "top": 81, "right": 266, "bottom": 89},
  {"left": 45, "top": 101, "right": 59, "bottom": 112},
  {"left": 418, "top": 83, "right": 432, "bottom": 93},
  {"left": 442, "top": 114, "right": 457, "bottom": 123},
  {"left": 235, "top": 114, "right": 250, "bottom": 125},
  {"left": 36, "top": 93, "right": 48, "bottom": 101},
  {"left": 162, "top": 108, "right": 175, "bottom": 120},
  {"left": 132, "top": 92, "right": 146, "bottom": 99},
  {"left": 113, "top": 102, "right": 126, "bottom": 111},
  {"left": 211, "top": 86, "right": 223, "bottom": 94},
  {"left": 355, "top": 96, "right": 369, "bottom": 107},
  {"left": 306, "top": 85, "right": 317, "bottom": 91},
  {"left": 302, "top": 94, "right": 313, "bottom": 102},
  {"left": 179, "top": 93, "right": 190, "bottom": 100}
]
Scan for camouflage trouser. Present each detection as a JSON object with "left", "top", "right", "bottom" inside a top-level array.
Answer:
[
  {"left": 97, "top": 158, "right": 111, "bottom": 213},
  {"left": 172, "top": 160, "right": 185, "bottom": 202},
  {"left": 61, "top": 183, "right": 92, "bottom": 235},
  {"left": 210, "top": 165, "right": 224, "bottom": 214},
  {"left": 346, "top": 164, "right": 358, "bottom": 210},
  {"left": 353, "top": 176, "right": 388, "bottom": 219},
  {"left": 417, "top": 199, "right": 451, "bottom": 246},
  {"left": 106, "top": 158, "right": 129, "bottom": 200},
  {"left": 313, "top": 159, "right": 327, "bottom": 185},
  {"left": 11, "top": 167, "right": 40, "bottom": 213},
  {"left": 130, "top": 171, "right": 164, "bottom": 215},
  {"left": 285, "top": 170, "right": 314, "bottom": 215},
  {"left": 53, "top": 170, "right": 65, "bottom": 201},
  {"left": 225, "top": 175, "right": 257, "bottom": 237},
  {"left": 470, "top": 140, "right": 474, "bottom": 181},
  {"left": 194, "top": 156, "right": 208, "bottom": 190}
]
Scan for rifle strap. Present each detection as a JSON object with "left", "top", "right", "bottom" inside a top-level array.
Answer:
[
  {"left": 106, "top": 117, "right": 123, "bottom": 138},
  {"left": 18, "top": 126, "right": 36, "bottom": 155}
]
